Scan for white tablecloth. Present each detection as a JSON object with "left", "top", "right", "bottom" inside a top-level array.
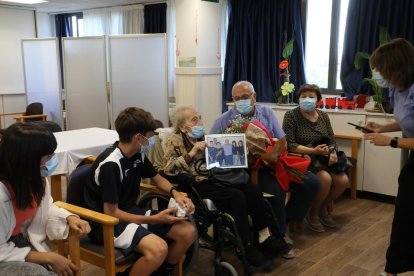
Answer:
[{"left": 53, "top": 127, "right": 119, "bottom": 175}]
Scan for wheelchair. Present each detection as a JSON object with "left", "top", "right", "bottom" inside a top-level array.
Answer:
[{"left": 138, "top": 172, "right": 284, "bottom": 276}]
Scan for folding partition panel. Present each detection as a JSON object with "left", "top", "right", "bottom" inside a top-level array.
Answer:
[
  {"left": 108, "top": 34, "right": 169, "bottom": 127},
  {"left": 21, "top": 38, "right": 63, "bottom": 127},
  {"left": 63, "top": 36, "right": 109, "bottom": 130}
]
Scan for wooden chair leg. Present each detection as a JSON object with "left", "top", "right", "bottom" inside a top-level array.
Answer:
[
  {"left": 174, "top": 257, "right": 183, "bottom": 276},
  {"left": 68, "top": 229, "right": 81, "bottom": 276},
  {"left": 103, "top": 225, "right": 116, "bottom": 276}
]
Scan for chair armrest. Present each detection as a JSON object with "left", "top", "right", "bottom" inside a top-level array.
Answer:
[
  {"left": 334, "top": 133, "right": 362, "bottom": 141},
  {"left": 0, "top": 111, "right": 25, "bottom": 117},
  {"left": 14, "top": 114, "right": 47, "bottom": 122},
  {"left": 54, "top": 201, "right": 119, "bottom": 226}
]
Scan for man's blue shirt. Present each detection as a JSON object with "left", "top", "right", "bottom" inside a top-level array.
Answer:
[{"left": 210, "top": 105, "right": 286, "bottom": 138}]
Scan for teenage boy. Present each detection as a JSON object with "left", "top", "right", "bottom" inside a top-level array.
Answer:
[{"left": 84, "top": 107, "right": 196, "bottom": 276}]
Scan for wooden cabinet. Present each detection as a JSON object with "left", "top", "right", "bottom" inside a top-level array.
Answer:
[{"left": 362, "top": 116, "right": 402, "bottom": 196}]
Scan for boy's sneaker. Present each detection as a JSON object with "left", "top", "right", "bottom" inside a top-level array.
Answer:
[
  {"left": 319, "top": 211, "right": 337, "bottom": 228},
  {"left": 244, "top": 243, "right": 272, "bottom": 270},
  {"left": 281, "top": 248, "right": 296, "bottom": 259},
  {"left": 306, "top": 215, "right": 325, "bottom": 233},
  {"left": 258, "top": 236, "right": 292, "bottom": 258}
]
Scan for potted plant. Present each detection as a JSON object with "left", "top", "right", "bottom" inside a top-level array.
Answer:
[{"left": 354, "top": 26, "right": 391, "bottom": 112}]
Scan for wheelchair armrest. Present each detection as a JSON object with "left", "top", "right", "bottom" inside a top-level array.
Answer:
[
  {"left": 54, "top": 201, "right": 119, "bottom": 226},
  {"left": 140, "top": 183, "right": 187, "bottom": 197}
]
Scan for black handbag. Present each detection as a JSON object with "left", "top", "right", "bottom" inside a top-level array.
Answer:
[
  {"left": 194, "top": 158, "right": 250, "bottom": 187},
  {"left": 312, "top": 147, "right": 352, "bottom": 173},
  {"left": 208, "top": 167, "right": 250, "bottom": 187},
  {"left": 311, "top": 111, "right": 353, "bottom": 174}
]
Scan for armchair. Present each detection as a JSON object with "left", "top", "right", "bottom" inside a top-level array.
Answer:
[
  {"left": 56, "top": 164, "right": 137, "bottom": 275},
  {"left": 58, "top": 159, "right": 184, "bottom": 275},
  {"left": 14, "top": 102, "right": 48, "bottom": 123}
]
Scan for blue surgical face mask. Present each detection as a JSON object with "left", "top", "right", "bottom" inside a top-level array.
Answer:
[
  {"left": 40, "top": 155, "right": 58, "bottom": 177},
  {"left": 299, "top": 97, "right": 317, "bottom": 112},
  {"left": 188, "top": 125, "right": 205, "bottom": 139},
  {"left": 235, "top": 99, "right": 253, "bottom": 115},
  {"left": 372, "top": 70, "right": 390, "bottom": 88},
  {"left": 140, "top": 135, "right": 157, "bottom": 154}
]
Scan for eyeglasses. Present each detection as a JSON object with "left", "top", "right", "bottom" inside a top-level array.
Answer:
[{"left": 232, "top": 93, "right": 252, "bottom": 102}]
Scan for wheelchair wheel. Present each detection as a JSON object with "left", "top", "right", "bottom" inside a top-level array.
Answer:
[
  {"left": 214, "top": 260, "right": 238, "bottom": 276},
  {"left": 137, "top": 193, "right": 199, "bottom": 274}
]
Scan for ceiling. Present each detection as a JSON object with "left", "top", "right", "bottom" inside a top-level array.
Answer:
[{"left": 0, "top": 0, "right": 162, "bottom": 13}]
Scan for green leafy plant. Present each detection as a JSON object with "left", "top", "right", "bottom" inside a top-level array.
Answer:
[
  {"left": 276, "top": 37, "right": 295, "bottom": 104},
  {"left": 354, "top": 26, "right": 391, "bottom": 108}
]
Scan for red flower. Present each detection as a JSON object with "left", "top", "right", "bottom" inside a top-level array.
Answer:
[{"left": 279, "top": 60, "right": 289, "bottom": 70}]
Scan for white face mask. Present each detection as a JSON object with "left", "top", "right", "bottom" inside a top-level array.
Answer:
[
  {"left": 299, "top": 97, "right": 317, "bottom": 112},
  {"left": 372, "top": 70, "right": 390, "bottom": 88}
]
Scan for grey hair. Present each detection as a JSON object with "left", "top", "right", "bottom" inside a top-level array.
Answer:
[
  {"left": 231, "top": 80, "right": 256, "bottom": 96},
  {"left": 170, "top": 105, "right": 194, "bottom": 133}
]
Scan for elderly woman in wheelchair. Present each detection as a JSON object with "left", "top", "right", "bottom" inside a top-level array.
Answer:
[{"left": 159, "top": 106, "right": 292, "bottom": 273}]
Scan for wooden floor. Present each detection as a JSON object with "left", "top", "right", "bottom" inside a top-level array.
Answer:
[{"left": 79, "top": 194, "right": 414, "bottom": 276}]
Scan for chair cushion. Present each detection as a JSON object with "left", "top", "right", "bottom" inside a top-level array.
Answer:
[{"left": 80, "top": 236, "right": 140, "bottom": 265}]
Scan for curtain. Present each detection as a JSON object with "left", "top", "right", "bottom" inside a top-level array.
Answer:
[
  {"left": 83, "top": 4, "right": 144, "bottom": 35},
  {"left": 144, "top": 3, "right": 167, "bottom": 33},
  {"left": 223, "top": 0, "right": 306, "bottom": 103},
  {"left": 166, "top": 0, "right": 176, "bottom": 98},
  {"left": 55, "top": 14, "right": 73, "bottom": 88},
  {"left": 340, "top": 0, "right": 414, "bottom": 99}
]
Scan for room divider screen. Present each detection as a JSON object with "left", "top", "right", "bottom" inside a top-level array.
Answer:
[
  {"left": 62, "top": 36, "right": 108, "bottom": 130},
  {"left": 21, "top": 38, "right": 63, "bottom": 128}
]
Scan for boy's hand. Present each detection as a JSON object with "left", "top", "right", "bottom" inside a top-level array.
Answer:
[
  {"left": 154, "top": 208, "right": 186, "bottom": 224},
  {"left": 174, "top": 193, "right": 195, "bottom": 215}
]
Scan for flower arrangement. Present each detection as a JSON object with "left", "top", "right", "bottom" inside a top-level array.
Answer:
[
  {"left": 276, "top": 37, "right": 296, "bottom": 104},
  {"left": 223, "top": 114, "right": 256, "bottom": 134}
]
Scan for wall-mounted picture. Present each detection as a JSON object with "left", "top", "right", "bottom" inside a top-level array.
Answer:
[{"left": 205, "top": 134, "right": 248, "bottom": 169}]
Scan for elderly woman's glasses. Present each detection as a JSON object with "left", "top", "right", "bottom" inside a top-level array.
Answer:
[{"left": 232, "top": 93, "right": 252, "bottom": 102}]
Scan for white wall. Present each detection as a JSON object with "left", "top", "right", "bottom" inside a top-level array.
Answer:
[
  {"left": 174, "top": 0, "right": 224, "bottom": 130},
  {"left": 175, "top": 0, "right": 222, "bottom": 67},
  {"left": 36, "top": 11, "right": 55, "bottom": 38},
  {"left": 0, "top": 6, "right": 36, "bottom": 125}
]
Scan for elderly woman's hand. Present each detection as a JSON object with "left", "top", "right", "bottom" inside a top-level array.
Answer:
[{"left": 189, "top": 141, "right": 206, "bottom": 157}]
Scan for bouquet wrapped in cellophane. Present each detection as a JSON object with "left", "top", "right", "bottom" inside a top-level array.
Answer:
[{"left": 225, "top": 116, "right": 310, "bottom": 191}]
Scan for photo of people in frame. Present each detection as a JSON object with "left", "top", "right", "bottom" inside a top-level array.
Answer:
[{"left": 205, "top": 134, "right": 248, "bottom": 169}]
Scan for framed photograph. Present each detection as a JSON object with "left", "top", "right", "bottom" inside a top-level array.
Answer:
[{"left": 205, "top": 134, "right": 248, "bottom": 169}]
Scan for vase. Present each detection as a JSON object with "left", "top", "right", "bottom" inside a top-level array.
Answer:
[
  {"left": 364, "top": 101, "right": 384, "bottom": 113},
  {"left": 275, "top": 75, "right": 297, "bottom": 106}
]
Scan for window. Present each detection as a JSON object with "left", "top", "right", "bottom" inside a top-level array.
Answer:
[
  {"left": 70, "top": 13, "right": 83, "bottom": 37},
  {"left": 304, "top": 0, "right": 349, "bottom": 93}
]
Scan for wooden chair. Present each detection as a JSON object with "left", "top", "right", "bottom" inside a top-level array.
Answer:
[
  {"left": 0, "top": 111, "right": 25, "bottom": 128},
  {"left": 58, "top": 157, "right": 183, "bottom": 276},
  {"left": 13, "top": 102, "right": 48, "bottom": 123}
]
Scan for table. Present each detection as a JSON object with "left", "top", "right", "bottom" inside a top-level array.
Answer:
[{"left": 51, "top": 127, "right": 119, "bottom": 201}]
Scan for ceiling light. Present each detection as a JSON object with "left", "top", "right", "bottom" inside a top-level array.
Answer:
[{"left": 1, "top": 0, "right": 48, "bottom": 4}]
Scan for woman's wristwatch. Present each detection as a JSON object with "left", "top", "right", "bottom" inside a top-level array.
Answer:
[{"left": 390, "top": 137, "right": 399, "bottom": 148}]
